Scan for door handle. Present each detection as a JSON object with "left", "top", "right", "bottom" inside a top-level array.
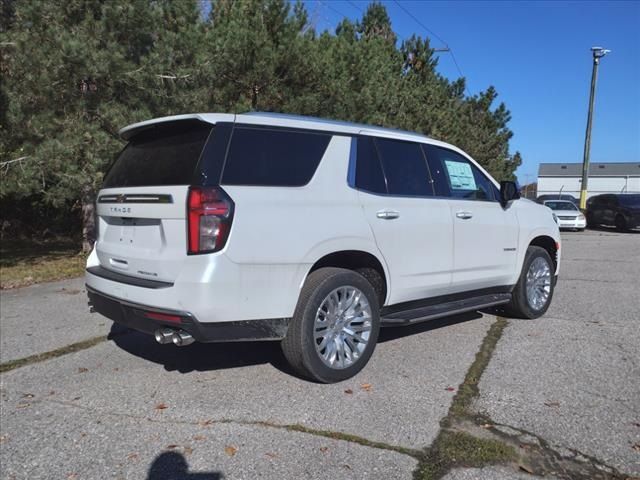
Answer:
[
  {"left": 456, "top": 211, "right": 473, "bottom": 220},
  {"left": 376, "top": 210, "right": 400, "bottom": 220}
]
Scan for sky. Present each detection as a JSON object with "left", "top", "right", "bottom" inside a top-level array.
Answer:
[{"left": 302, "top": 0, "right": 640, "bottom": 183}]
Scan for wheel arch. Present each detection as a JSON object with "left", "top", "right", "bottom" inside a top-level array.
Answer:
[
  {"left": 306, "top": 250, "right": 389, "bottom": 307},
  {"left": 529, "top": 235, "right": 559, "bottom": 272}
]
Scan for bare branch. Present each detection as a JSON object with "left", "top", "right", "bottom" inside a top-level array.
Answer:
[
  {"left": 0, "top": 156, "right": 30, "bottom": 167},
  {"left": 156, "top": 74, "right": 191, "bottom": 80}
]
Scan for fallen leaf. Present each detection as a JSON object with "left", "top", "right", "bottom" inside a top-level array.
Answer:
[
  {"left": 632, "top": 443, "right": 640, "bottom": 452},
  {"left": 519, "top": 464, "right": 534, "bottom": 474},
  {"left": 360, "top": 383, "right": 372, "bottom": 392},
  {"left": 48, "top": 391, "right": 56, "bottom": 396},
  {"left": 154, "top": 403, "right": 168, "bottom": 410},
  {"left": 21, "top": 393, "right": 35, "bottom": 399},
  {"left": 319, "top": 447, "right": 329, "bottom": 453},
  {"left": 193, "top": 435, "right": 206, "bottom": 441},
  {"left": 199, "top": 419, "right": 214, "bottom": 427},
  {"left": 126, "top": 453, "right": 139, "bottom": 461},
  {"left": 16, "top": 403, "right": 30, "bottom": 409},
  {"left": 264, "top": 452, "right": 278, "bottom": 459},
  {"left": 445, "top": 386, "right": 455, "bottom": 392},
  {"left": 72, "top": 396, "right": 81, "bottom": 401},
  {"left": 67, "top": 474, "right": 78, "bottom": 480},
  {"left": 633, "top": 422, "right": 640, "bottom": 428},
  {"left": 544, "top": 401, "right": 560, "bottom": 408},
  {"left": 482, "top": 423, "right": 492, "bottom": 429},
  {"left": 0, "top": 435, "right": 8, "bottom": 443},
  {"left": 166, "top": 444, "right": 179, "bottom": 450},
  {"left": 342, "top": 464, "right": 352, "bottom": 470},
  {"left": 344, "top": 389, "right": 353, "bottom": 395},
  {"left": 184, "top": 446, "right": 193, "bottom": 456},
  {"left": 225, "top": 445, "right": 238, "bottom": 457},
  {"left": 77, "top": 367, "right": 89, "bottom": 373}
]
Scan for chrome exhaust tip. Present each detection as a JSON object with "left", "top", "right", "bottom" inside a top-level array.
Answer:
[
  {"left": 154, "top": 328, "right": 175, "bottom": 345},
  {"left": 172, "top": 330, "right": 195, "bottom": 347}
]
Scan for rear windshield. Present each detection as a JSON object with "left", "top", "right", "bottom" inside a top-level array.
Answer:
[{"left": 103, "top": 121, "right": 212, "bottom": 188}]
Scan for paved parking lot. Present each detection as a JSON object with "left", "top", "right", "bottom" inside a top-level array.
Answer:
[{"left": 1, "top": 229, "right": 638, "bottom": 479}]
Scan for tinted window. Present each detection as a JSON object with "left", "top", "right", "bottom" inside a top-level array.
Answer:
[
  {"left": 355, "top": 136, "right": 386, "bottom": 194},
  {"left": 374, "top": 138, "right": 432, "bottom": 196},
  {"left": 103, "top": 121, "right": 211, "bottom": 188},
  {"left": 432, "top": 147, "right": 496, "bottom": 201},
  {"left": 222, "top": 127, "right": 331, "bottom": 186},
  {"left": 618, "top": 195, "right": 640, "bottom": 207}
]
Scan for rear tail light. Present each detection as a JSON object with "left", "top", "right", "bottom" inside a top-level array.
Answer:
[
  {"left": 187, "top": 186, "right": 234, "bottom": 254},
  {"left": 144, "top": 311, "right": 182, "bottom": 324}
]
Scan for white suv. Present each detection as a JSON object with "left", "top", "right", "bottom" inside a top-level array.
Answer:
[{"left": 86, "top": 112, "right": 560, "bottom": 383}]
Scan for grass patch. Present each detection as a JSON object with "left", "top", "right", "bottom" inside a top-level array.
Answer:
[
  {"left": 250, "top": 421, "right": 421, "bottom": 457},
  {"left": 415, "top": 430, "right": 517, "bottom": 480},
  {"left": 0, "top": 238, "right": 86, "bottom": 289},
  {"left": 448, "top": 317, "right": 508, "bottom": 418},
  {"left": 0, "top": 335, "right": 107, "bottom": 373}
]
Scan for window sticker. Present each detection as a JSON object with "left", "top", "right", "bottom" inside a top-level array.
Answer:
[{"left": 444, "top": 160, "right": 477, "bottom": 190}]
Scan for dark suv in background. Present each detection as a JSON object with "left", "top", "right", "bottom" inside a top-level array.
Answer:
[{"left": 586, "top": 194, "right": 640, "bottom": 231}]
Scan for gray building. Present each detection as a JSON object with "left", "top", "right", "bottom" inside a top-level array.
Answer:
[{"left": 537, "top": 162, "right": 640, "bottom": 199}]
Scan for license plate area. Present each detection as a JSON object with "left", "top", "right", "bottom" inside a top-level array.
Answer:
[{"left": 102, "top": 216, "right": 162, "bottom": 249}]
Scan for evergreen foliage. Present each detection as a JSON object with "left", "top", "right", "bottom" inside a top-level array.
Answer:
[{"left": 0, "top": 0, "right": 522, "bottom": 247}]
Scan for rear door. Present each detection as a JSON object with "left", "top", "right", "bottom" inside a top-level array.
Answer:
[
  {"left": 424, "top": 145, "right": 520, "bottom": 291},
  {"left": 95, "top": 120, "right": 224, "bottom": 283},
  {"left": 355, "top": 136, "right": 454, "bottom": 304}
]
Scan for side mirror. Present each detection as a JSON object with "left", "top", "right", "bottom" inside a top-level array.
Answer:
[{"left": 499, "top": 180, "right": 520, "bottom": 208}]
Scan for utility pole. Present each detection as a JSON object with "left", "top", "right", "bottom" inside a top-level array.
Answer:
[{"left": 580, "top": 46, "right": 610, "bottom": 209}]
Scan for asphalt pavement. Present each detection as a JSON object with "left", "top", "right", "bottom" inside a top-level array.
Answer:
[{"left": 0, "top": 228, "right": 638, "bottom": 479}]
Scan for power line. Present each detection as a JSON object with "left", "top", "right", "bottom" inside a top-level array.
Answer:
[
  {"left": 391, "top": 0, "right": 471, "bottom": 96},
  {"left": 322, "top": 1, "right": 352, "bottom": 23},
  {"left": 346, "top": 0, "right": 363, "bottom": 13}
]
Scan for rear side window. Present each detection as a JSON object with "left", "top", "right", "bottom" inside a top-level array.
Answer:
[
  {"left": 430, "top": 147, "right": 496, "bottom": 201},
  {"left": 355, "top": 136, "right": 386, "bottom": 194},
  {"left": 374, "top": 138, "right": 433, "bottom": 196},
  {"left": 103, "top": 121, "right": 212, "bottom": 188},
  {"left": 221, "top": 127, "right": 331, "bottom": 186}
]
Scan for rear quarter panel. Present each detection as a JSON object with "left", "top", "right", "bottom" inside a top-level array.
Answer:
[{"left": 221, "top": 135, "right": 389, "bottom": 305}]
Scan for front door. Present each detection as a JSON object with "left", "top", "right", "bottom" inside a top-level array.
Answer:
[{"left": 423, "top": 145, "right": 520, "bottom": 291}]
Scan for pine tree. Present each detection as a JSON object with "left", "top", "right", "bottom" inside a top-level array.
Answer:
[{"left": 1, "top": 0, "right": 523, "bottom": 246}]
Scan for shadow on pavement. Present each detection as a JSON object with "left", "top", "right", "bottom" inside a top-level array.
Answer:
[
  {"left": 586, "top": 225, "right": 639, "bottom": 234},
  {"left": 147, "top": 451, "right": 221, "bottom": 480},
  {"left": 109, "top": 311, "right": 486, "bottom": 377}
]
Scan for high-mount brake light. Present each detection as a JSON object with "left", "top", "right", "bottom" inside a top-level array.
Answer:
[{"left": 187, "top": 186, "right": 234, "bottom": 254}]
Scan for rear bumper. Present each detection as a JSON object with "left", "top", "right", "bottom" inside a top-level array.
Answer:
[{"left": 87, "top": 286, "right": 289, "bottom": 342}]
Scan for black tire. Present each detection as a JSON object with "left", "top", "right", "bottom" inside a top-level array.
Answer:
[
  {"left": 503, "top": 246, "right": 555, "bottom": 319},
  {"left": 281, "top": 267, "right": 381, "bottom": 383},
  {"left": 615, "top": 214, "right": 627, "bottom": 232},
  {"left": 586, "top": 212, "right": 595, "bottom": 228}
]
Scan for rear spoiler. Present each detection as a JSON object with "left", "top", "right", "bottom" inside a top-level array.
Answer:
[{"left": 118, "top": 113, "right": 235, "bottom": 141}]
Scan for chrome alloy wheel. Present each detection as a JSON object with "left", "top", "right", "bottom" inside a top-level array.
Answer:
[
  {"left": 526, "top": 257, "right": 552, "bottom": 311},
  {"left": 314, "top": 286, "right": 373, "bottom": 370}
]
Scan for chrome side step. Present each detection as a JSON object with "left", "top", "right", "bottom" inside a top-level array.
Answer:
[{"left": 381, "top": 293, "right": 511, "bottom": 327}]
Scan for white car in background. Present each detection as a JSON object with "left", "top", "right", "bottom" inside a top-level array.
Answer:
[{"left": 543, "top": 200, "right": 586, "bottom": 231}]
